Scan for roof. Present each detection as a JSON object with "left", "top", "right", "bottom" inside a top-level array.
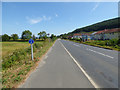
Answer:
[
  {"left": 81, "top": 33, "right": 91, "bottom": 36},
  {"left": 73, "top": 33, "right": 82, "bottom": 36},
  {"left": 95, "top": 28, "right": 120, "bottom": 34},
  {"left": 104, "top": 28, "right": 120, "bottom": 33},
  {"left": 73, "top": 33, "right": 91, "bottom": 36}
]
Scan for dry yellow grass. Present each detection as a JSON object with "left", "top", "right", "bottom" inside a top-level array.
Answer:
[{"left": 2, "top": 42, "right": 30, "bottom": 57}]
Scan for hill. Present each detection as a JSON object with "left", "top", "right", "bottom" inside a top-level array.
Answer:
[{"left": 72, "top": 17, "right": 120, "bottom": 34}]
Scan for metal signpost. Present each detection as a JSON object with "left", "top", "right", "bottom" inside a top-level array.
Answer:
[{"left": 29, "top": 39, "right": 34, "bottom": 60}]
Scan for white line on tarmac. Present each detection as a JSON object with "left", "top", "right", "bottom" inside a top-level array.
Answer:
[
  {"left": 73, "top": 44, "right": 81, "bottom": 47},
  {"left": 60, "top": 41, "right": 99, "bottom": 88},
  {"left": 86, "top": 48, "right": 114, "bottom": 59}
]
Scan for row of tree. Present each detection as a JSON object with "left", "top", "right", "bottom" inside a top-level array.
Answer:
[
  {"left": 1, "top": 30, "right": 56, "bottom": 41},
  {"left": 2, "top": 34, "right": 19, "bottom": 41}
]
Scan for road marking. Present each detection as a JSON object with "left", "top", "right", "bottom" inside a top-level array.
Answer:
[
  {"left": 73, "top": 44, "right": 80, "bottom": 47},
  {"left": 60, "top": 41, "right": 99, "bottom": 88},
  {"left": 86, "top": 48, "right": 114, "bottom": 59}
]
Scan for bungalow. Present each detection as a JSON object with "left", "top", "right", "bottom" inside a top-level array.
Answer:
[
  {"left": 103, "top": 28, "right": 120, "bottom": 40},
  {"left": 73, "top": 33, "right": 82, "bottom": 39},
  {"left": 73, "top": 33, "right": 91, "bottom": 41},
  {"left": 81, "top": 33, "right": 91, "bottom": 42},
  {"left": 92, "top": 28, "right": 120, "bottom": 40}
]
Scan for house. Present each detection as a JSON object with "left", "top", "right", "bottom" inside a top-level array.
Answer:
[
  {"left": 73, "top": 33, "right": 91, "bottom": 41},
  {"left": 90, "top": 32, "right": 97, "bottom": 40},
  {"left": 81, "top": 33, "right": 91, "bottom": 41},
  {"left": 92, "top": 28, "right": 120, "bottom": 40},
  {"left": 73, "top": 33, "right": 82, "bottom": 39},
  {"left": 103, "top": 28, "right": 120, "bottom": 40}
]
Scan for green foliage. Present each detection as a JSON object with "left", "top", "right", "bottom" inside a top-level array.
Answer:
[
  {"left": 2, "top": 78, "right": 8, "bottom": 84},
  {"left": 38, "top": 31, "right": 47, "bottom": 40},
  {"left": 72, "top": 17, "right": 120, "bottom": 33},
  {"left": 34, "top": 42, "right": 43, "bottom": 49},
  {"left": 50, "top": 34, "right": 57, "bottom": 41},
  {"left": 32, "top": 34, "right": 36, "bottom": 41},
  {"left": 2, "top": 48, "right": 28, "bottom": 70},
  {"left": 105, "top": 39, "right": 119, "bottom": 46},
  {"left": 2, "top": 42, "right": 45, "bottom": 70},
  {"left": 82, "top": 39, "right": 120, "bottom": 51},
  {"left": 2, "top": 34, "right": 11, "bottom": 41},
  {"left": 38, "top": 32, "right": 43, "bottom": 39},
  {"left": 11, "top": 34, "right": 19, "bottom": 41},
  {"left": 13, "top": 76, "right": 22, "bottom": 82},
  {"left": 21, "top": 30, "right": 32, "bottom": 40},
  {"left": 2, "top": 40, "right": 55, "bottom": 88}
]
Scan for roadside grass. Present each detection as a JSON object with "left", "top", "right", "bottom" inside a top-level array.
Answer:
[
  {"left": 65, "top": 39, "right": 120, "bottom": 51},
  {"left": 2, "top": 39, "right": 56, "bottom": 88},
  {"left": 2, "top": 42, "right": 29, "bottom": 57},
  {"left": 82, "top": 39, "right": 120, "bottom": 51}
]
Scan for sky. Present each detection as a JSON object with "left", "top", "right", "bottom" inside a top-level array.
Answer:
[{"left": 2, "top": 2, "right": 118, "bottom": 37}]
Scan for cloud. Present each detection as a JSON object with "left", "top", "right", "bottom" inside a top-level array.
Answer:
[
  {"left": 55, "top": 14, "right": 58, "bottom": 17},
  {"left": 91, "top": 2, "right": 100, "bottom": 12},
  {"left": 43, "top": 16, "right": 52, "bottom": 21},
  {"left": 26, "top": 16, "right": 51, "bottom": 24}
]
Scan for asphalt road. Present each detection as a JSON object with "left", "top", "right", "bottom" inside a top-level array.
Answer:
[
  {"left": 20, "top": 40, "right": 94, "bottom": 88},
  {"left": 20, "top": 39, "right": 118, "bottom": 88},
  {"left": 60, "top": 40, "right": 118, "bottom": 88}
]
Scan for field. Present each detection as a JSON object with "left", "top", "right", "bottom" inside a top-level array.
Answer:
[{"left": 2, "top": 42, "right": 30, "bottom": 57}]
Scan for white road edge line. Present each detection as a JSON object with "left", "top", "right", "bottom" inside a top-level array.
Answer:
[
  {"left": 87, "top": 48, "right": 114, "bottom": 59},
  {"left": 60, "top": 41, "right": 99, "bottom": 88}
]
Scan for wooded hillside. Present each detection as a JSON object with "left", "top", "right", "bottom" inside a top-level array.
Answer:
[{"left": 72, "top": 17, "right": 120, "bottom": 34}]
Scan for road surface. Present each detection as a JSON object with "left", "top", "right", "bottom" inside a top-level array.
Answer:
[{"left": 20, "top": 39, "right": 118, "bottom": 88}]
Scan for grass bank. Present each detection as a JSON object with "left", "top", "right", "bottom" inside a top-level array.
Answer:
[
  {"left": 2, "top": 39, "right": 56, "bottom": 88},
  {"left": 65, "top": 39, "right": 120, "bottom": 51},
  {"left": 82, "top": 39, "right": 120, "bottom": 51}
]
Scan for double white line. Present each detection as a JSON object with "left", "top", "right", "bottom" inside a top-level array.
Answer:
[{"left": 60, "top": 41, "right": 99, "bottom": 88}]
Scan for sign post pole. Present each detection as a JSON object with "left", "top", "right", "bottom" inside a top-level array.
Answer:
[
  {"left": 29, "top": 39, "right": 34, "bottom": 61},
  {"left": 31, "top": 44, "right": 33, "bottom": 60}
]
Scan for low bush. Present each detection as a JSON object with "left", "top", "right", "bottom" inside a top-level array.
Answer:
[
  {"left": 2, "top": 42, "right": 43, "bottom": 70},
  {"left": 82, "top": 38, "right": 120, "bottom": 51}
]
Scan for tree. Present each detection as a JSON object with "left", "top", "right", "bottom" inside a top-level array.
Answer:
[
  {"left": 50, "top": 34, "right": 57, "bottom": 41},
  {"left": 38, "top": 31, "right": 47, "bottom": 40},
  {"left": 50, "top": 34, "right": 55, "bottom": 39},
  {"left": 11, "top": 34, "right": 19, "bottom": 41},
  {"left": 38, "top": 32, "right": 43, "bottom": 40},
  {"left": 2, "top": 34, "right": 10, "bottom": 41},
  {"left": 21, "top": 30, "right": 32, "bottom": 40},
  {"left": 42, "top": 31, "right": 47, "bottom": 40},
  {"left": 0, "top": 35, "right": 2, "bottom": 41},
  {"left": 32, "top": 34, "right": 36, "bottom": 41}
]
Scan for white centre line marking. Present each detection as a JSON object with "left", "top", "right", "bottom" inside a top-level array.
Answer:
[
  {"left": 60, "top": 41, "right": 99, "bottom": 88},
  {"left": 86, "top": 48, "right": 114, "bottom": 59}
]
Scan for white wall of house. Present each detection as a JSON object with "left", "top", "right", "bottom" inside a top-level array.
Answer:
[
  {"left": 92, "top": 32, "right": 119, "bottom": 40},
  {"left": 73, "top": 35, "right": 82, "bottom": 39},
  {"left": 104, "top": 32, "right": 119, "bottom": 40},
  {"left": 94, "top": 34, "right": 101, "bottom": 40}
]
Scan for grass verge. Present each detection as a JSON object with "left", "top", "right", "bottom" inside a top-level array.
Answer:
[
  {"left": 2, "top": 39, "right": 56, "bottom": 88},
  {"left": 64, "top": 39, "right": 120, "bottom": 51}
]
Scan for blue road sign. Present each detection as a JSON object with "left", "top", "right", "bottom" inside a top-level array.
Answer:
[{"left": 29, "top": 39, "right": 34, "bottom": 44}]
